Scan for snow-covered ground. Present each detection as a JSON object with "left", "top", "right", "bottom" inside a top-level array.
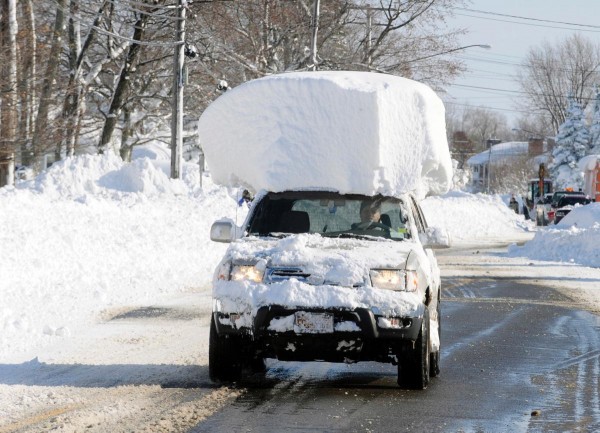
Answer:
[
  {"left": 2, "top": 148, "right": 600, "bottom": 432},
  {"left": 0, "top": 151, "right": 600, "bottom": 361},
  {"left": 2, "top": 149, "right": 599, "bottom": 364}
]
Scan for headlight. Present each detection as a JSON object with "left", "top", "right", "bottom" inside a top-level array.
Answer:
[
  {"left": 370, "top": 269, "right": 418, "bottom": 292},
  {"left": 230, "top": 265, "right": 264, "bottom": 283}
]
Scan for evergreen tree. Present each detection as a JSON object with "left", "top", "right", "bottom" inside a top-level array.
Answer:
[
  {"left": 551, "top": 96, "right": 589, "bottom": 189},
  {"left": 590, "top": 87, "right": 600, "bottom": 154}
]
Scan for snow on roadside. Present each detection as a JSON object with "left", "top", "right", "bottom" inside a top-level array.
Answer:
[
  {"left": 421, "top": 190, "right": 535, "bottom": 245},
  {"left": 0, "top": 150, "right": 246, "bottom": 361},
  {"left": 508, "top": 203, "right": 600, "bottom": 268},
  {"left": 2, "top": 147, "right": 596, "bottom": 362}
]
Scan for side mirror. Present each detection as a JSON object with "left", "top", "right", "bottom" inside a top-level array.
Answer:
[
  {"left": 419, "top": 226, "right": 450, "bottom": 249},
  {"left": 210, "top": 219, "right": 237, "bottom": 243}
]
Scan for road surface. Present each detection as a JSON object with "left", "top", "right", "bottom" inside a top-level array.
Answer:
[{"left": 1, "top": 246, "right": 599, "bottom": 433}]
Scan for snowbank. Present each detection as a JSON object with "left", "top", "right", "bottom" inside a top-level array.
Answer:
[
  {"left": 0, "top": 149, "right": 245, "bottom": 360},
  {"left": 198, "top": 71, "right": 451, "bottom": 199},
  {"left": 3, "top": 149, "right": 596, "bottom": 362},
  {"left": 421, "top": 190, "right": 534, "bottom": 245},
  {"left": 508, "top": 203, "right": 600, "bottom": 267}
]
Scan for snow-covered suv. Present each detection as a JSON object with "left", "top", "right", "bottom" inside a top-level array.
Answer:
[{"left": 209, "top": 190, "right": 448, "bottom": 389}]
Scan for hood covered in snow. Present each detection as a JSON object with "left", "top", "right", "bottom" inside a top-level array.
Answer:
[{"left": 223, "top": 233, "right": 417, "bottom": 287}]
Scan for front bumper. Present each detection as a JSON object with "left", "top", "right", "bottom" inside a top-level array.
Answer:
[{"left": 213, "top": 305, "right": 423, "bottom": 363}]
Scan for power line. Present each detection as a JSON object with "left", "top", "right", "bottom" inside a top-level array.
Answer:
[
  {"left": 455, "top": 12, "right": 600, "bottom": 34},
  {"left": 444, "top": 101, "right": 535, "bottom": 115},
  {"left": 454, "top": 7, "right": 600, "bottom": 30},
  {"left": 451, "top": 83, "right": 600, "bottom": 102}
]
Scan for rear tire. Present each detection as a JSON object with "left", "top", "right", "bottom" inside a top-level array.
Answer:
[
  {"left": 209, "top": 317, "right": 243, "bottom": 383},
  {"left": 398, "top": 309, "right": 430, "bottom": 390},
  {"left": 250, "top": 356, "right": 267, "bottom": 374}
]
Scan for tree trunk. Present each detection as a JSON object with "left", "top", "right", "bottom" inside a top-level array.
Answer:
[
  {"left": 99, "top": 13, "right": 149, "bottom": 154},
  {"left": 0, "top": 0, "right": 18, "bottom": 186},
  {"left": 62, "top": 0, "right": 109, "bottom": 157},
  {"left": 31, "top": 0, "right": 67, "bottom": 171},
  {"left": 19, "top": 0, "right": 36, "bottom": 166},
  {"left": 119, "top": 107, "right": 133, "bottom": 162}
]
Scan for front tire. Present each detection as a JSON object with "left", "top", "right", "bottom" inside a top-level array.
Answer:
[
  {"left": 398, "top": 309, "right": 430, "bottom": 390},
  {"left": 209, "top": 317, "right": 243, "bottom": 383},
  {"left": 430, "top": 301, "right": 441, "bottom": 377}
]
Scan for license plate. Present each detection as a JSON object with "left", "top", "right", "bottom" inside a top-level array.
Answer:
[{"left": 294, "top": 311, "right": 334, "bottom": 334}]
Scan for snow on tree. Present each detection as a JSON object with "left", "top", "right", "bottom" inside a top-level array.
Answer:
[
  {"left": 589, "top": 87, "right": 600, "bottom": 154},
  {"left": 550, "top": 96, "right": 589, "bottom": 190}
]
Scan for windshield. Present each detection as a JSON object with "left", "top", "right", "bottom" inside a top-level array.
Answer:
[
  {"left": 247, "top": 191, "right": 412, "bottom": 241},
  {"left": 557, "top": 196, "right": 590, "bottom": 207}
]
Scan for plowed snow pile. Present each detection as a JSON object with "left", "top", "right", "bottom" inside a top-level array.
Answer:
[{"left": 198, "top": 71, "right": 451, "bottom": 198}]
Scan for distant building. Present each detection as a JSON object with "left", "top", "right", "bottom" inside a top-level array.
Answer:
[{"left": 467, "top": 139, "right": 551, "bottom": 193}]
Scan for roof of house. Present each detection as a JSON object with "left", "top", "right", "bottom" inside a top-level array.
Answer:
[
  {"left": 467, "top": 141, "right": 527, "bottom": 165},
  {"left": 466, "top": 141, "right": 548, "bottom": 166}
]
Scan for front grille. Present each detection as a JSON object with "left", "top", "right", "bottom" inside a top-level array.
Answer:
[{"left": 265, "top": 267, "right": 311, "bottom": 283}]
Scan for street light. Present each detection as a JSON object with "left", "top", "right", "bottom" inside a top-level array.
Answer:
[{"left": 408, "top": 44, "right": 491, "bottom": 63}]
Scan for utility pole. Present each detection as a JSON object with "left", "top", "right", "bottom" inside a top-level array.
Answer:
[
  {"left": 365, "top": 8, "right": 372, "bottom": 69},
  {"left": 309, "top": 0, "right": 320, "bottom": 71},
  {"left": 171, "top": 0, "right": 186, "bottom": 179}
]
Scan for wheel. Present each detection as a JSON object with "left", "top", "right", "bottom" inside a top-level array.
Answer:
[
  {"left": 536, "top": 215, "right": 542, "bottom": 226},
  {"left": 430, "top": 301, "right": 441, "bottom": 377},
  {"left": 250, "top": 356, "right": 267, "bottom": 374},
  {"left": 209, "top": 317, "right": 243, "bottom": 383},
  {"left": 398, "top": 309, "right": 430, "bottom": 390}
]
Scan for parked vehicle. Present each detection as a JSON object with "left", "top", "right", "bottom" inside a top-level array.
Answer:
[
  {"left": 553, "top": 195, "right": 592, "bottom": 224},
  {"left": 527, "top": 178, "right": 553, "bottom": 225},
  {"left": 535, "top": 192, "right": 555, "bottom": 226},
  {"left": 546, "top": 190, "right": 584, "bottom": 222}
]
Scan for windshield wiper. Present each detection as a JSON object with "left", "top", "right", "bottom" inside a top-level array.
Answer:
[
  {"left": 322, "top": 232, "right": 381, "bottom": 241},
  {"left": 265, "top": 232, "right": 291, "bottom": 238}
]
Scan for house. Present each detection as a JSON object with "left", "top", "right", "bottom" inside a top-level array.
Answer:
[{"left": 466, "top": 138, "right": 551, "bottom": 193}]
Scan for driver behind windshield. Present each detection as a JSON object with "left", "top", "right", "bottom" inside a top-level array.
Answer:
[{"left": 352, "top": 200, "right": 383, "bottom": 230}]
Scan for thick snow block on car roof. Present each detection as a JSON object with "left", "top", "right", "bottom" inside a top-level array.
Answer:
[{"left": 198, "top": 71, "right": 451, "bottom": 198}]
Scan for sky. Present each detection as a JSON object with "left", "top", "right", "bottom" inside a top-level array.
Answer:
[{"left": 444, "top": 0, "right": 600, "bottom": 126}]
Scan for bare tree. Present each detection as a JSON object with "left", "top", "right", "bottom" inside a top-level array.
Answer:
[
  {"left": 17, "top": 0, "right": 37, "bottom": 167},
  {"left": 31, "top": 0, "right": 68, "bottom": 170},
  {"left": 450, "top": 130, "right": 473, "bottom": 169},
  {"left": 446, "top": 105, "right": 510, "bottom": 152},
  {"left": 489, "top": 154, "right": 532, "bottom": 195},
  {"left": 1, "top": 0, "right": 472, "bottom": 175},
  {"left": 189, "top": 0, "right": 467, "bottom": 90},
  {"left": 341, "top": 0, "right": 467, "bottom": 87},
  {"left": 517, "top": 34, "right": 600, "bottom": 133},
  {"left": 0, "top": 0, "right": 18, "bottom": 186}
]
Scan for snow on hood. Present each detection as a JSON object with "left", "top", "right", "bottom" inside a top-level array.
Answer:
[
  {"left": 213, "top": 234, "right": 424, "bottom": 318},
  {"left": 224, "top": 234, "right": 418, "bottom": 286},
  {"left": 198, "top": 71, "right": 452, "bottom": 199}
]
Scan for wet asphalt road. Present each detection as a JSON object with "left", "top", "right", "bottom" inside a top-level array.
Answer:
[{"left": 192, "top": 276, "right": 600, "bottom": 433}]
